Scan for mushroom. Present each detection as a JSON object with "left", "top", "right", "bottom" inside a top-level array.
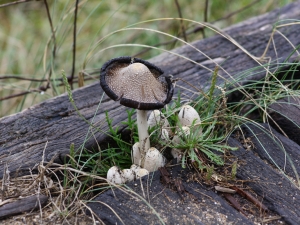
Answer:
[
  {"left": 132, "top": 142, "right": 142, "bottom": 165},
  {"left": 143, "top": 147, "right": 165, "bottom": 172},
  {"left": 122, "top": 169, "right": 135, "bottom": 182},
  {"left": 178, "top": 105, "right": 202, "bottom": 136},
  {"left": 100, "top": 56, "right": 174, "bottom": 158},
  {"left": 107, "top": 166, "right": 125, "bottom": 184},
  {"left": 130, "top": 164, "right": 149, "bottom": 179},
  {"left": 172, "top": 126, "right": 190, "bottom": 145},
  {"left": 107, "top": 166, "right": 137, "bottom": 184},
  {"left": 147, "top": 109, "right": 170, "bottom": 129},
  {"left": 147, "top": 110, "right": 171, "bottom": 145}
]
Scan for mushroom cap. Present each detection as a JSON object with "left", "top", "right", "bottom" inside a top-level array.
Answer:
[
  {"left": 107, "top": 166, "right": 125, "bottom": 184},
  {"left": 147, "top": 110, "right": 170, "bottom": 129},
  {"left": 172, "top": 126, "right": 190, "bottom": 145},
  {"left": 178, "top": 105, "right": 201, "bottom": 127},
  {"left": 135, "top": 168, "right": 149, "bottom": 179},
  {"left": 143, "top": 147, "right": 165, "bottom": 172},
  {"left": 122, "top": 169, "right": 135, "bottom": 182},
  {"left": 100, "top": 56, "right": 173, "bottom": 110}
]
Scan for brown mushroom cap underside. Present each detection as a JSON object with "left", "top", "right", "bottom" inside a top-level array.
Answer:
[{"left": 100, "top": 57, "right": 173, "bottom": 110}]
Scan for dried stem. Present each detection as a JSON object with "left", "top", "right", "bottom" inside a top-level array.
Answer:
[
  {"left": 202, "top": 0, "right": 209, "bottom": 38},
  {"left": 0, "top": 0, "right": 33, "bottom": 8},
  {"left": 135, "top": 0, "right": 261, "bottom": 57},
  {"left": 174, "top": 0, "right": 187, "bottom": 43},
  {"left": 70, "top": 0, "right": 79, "bottom": 90},
  {"left": 44, "top": 0, "right": 57, "bottom": 90}
]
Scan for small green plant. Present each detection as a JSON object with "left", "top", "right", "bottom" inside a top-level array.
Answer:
[
  {"left": 231, "top": 160, "right": 237, "bottom": 179},
  {"left": 205, "top": 165, "right": 215, "bottom": 181}
]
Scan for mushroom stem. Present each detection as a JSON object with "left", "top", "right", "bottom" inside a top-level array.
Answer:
[{"left": 137, "top": 109, "right": 150, "bottom": 155}]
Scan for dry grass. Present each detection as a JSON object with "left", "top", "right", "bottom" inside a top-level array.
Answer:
[
  {"left": 0, "top": 156, "right": 105, "bottom": 224},
  {"left": 0, "top": 0, "right": 299, "bottom": 223}
]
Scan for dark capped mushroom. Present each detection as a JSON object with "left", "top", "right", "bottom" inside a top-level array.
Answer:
[
  {"left": 100, "top": 56, "right": 173, "bottom": 110},
  {"left": 100, "top": 56, "right": 174, "bottom": 158}
]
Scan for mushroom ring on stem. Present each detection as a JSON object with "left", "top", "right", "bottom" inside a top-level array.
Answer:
[{"left": 100, "top": 56, "right": 174, "bottom": 156}]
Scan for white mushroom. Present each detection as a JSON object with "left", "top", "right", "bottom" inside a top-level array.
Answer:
[
  {"left": 130, "top": 164, "right": 149, "bottom": 179},
  {"left": 178, "top": 105, "right": 202, "bottom": 135},
  {"left": 161, "top": 128, "right": 170, "bottom": 144},
  {"left": 172, "top": 126, "right": 190, "bottom": 145},
  {"left": 130, "top": 164, "right": 141, "bottom": 173},
  {"left": 143, "top": 147, "right": 165, "bottom": 172},
  {"left": 107, "top": 166, "right": 125, "bottom": 184},
  {"left": 122, "top": 169, "right": 135, "bottom": 182},
  {"left": 148, "top": 110, "right": 170, "bottom": 129},
  {"left": 135, "top": 168, "right": 149, "bottom": 179},
  {"left": 171, "top": 148, "right": 183, "bottom": 162},
  {"left": 132, "top": 142, "right": 142, "bottom": 166},
  {"left": 148, "top": 110, "right": 171, "bottom": 145}
]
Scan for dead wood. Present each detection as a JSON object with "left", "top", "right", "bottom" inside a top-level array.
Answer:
[
  {"left": 1, "top": 2, "right": 300, "bottom": 180},
  {"left": 89, "top": 131, "right": 300, "bottom": 224},
  {"left": 269, "top": 96, "right": 300, "bottom": 145},
  {"left": 88, "top": 164, "right": 253, "bottom": 225},
  {"left": 241, "top": 123, "right": 300, "bottom": 181},
  {"left": 228, "top": 137, "right": 300, "bottom": 224},
  {"left": 0, "top": 194, "right": 48, "bottom": 219}
]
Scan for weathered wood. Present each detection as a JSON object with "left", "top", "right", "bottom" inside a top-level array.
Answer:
[
  {"left": 89, "top": 129, "right": 300, "bottom": 225},
  {"left": 88, "top": 164, "right": 253, "bottom": 225},
  {"left": 269, "top": 96, "right": 300, "bottom": 145},
  {"left": 1, "top": 2, "right": 300, "bottom": 177},
  {"left": 228, "top": 137, "right": 300, "bottom": 225},
  {"left": 0, "top": 194, "right": 48, "bottom": 219},
  {"left": 241, "top": 123, "right": 300, "bottom": 181}
]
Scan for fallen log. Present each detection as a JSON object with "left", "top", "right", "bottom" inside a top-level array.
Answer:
[
  {"left": 88, "top": 163, "right": 254, "bottom": 225},
  {"left": 0, "top": 194, "right": 48, "bottom": 219},
  {"left": 241, "top": 123, "right": 300, "bottom": 181},
  {"left": 269, "top": 96, "right": 300, "bottom": 145},
  {"left": 228, "top": 137, "right": 300, "bottom": 225},
  {"left": 1, "top": 2, "right": 300, "bottom": 178},
  {"left": 89, "top": 131, "right": 300, "bottom": 224}
]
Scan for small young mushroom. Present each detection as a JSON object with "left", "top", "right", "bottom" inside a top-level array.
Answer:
[
  {"left": 143, "top": 147, "right": 165, "bottom": 172},
  {"left": 178, "top": 105, "right": 202, "bottom": 136},
  {"left": 172, "top": 126, "right": 190, "bottom": 145},
  {"left": 130, "top": 164, "right": 149, "bottom": 179},
  {"left": 107, "top": 166, "right": 125, "bottom": 184},
  {"left": 130, "top": 164, "right": 141, "bottom": 173},
  {"left": 147, "top": 110, "right": 171, "bottom": 145},
  {"left": 161, "top": 128, "right": 170, "bottom": 145},
  {"left": 171, "top": 148, "right": 183, "bottom": 162},
  {"left": 147, "top": 110, "right": 170, "bottom": 129},
  {"left": 132, "top": 142, "right": 142, "bottom": 166},
  {"left": 135, "top": 168, "right": 149, "bottom": 179},
  {"left": 122, "top": 169, "right": 135, "bottom": 182},
  {"left": 100, "top": 56, "right": 174, "bottom": 159}
]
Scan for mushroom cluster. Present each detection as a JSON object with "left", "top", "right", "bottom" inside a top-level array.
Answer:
[
  {"left": 171, "top": 105, "right": 202, "bottom": 162},
  {"left": 100, "top": 57, "right": 173, "bottom": 184},
  {"left": 145, "top": 105, "right": 202, "bottom": 163}
]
